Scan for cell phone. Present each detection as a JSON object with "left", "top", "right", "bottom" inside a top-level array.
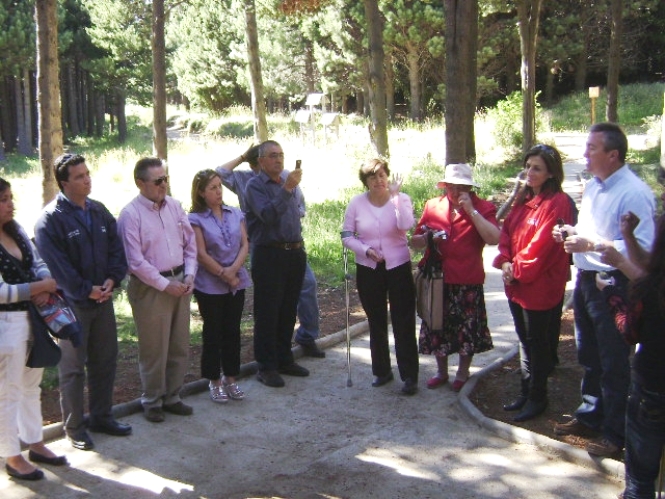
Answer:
[
  {"left": 557, "top": 218, "right": 568, "bottom": 240},
  {"left": 295, "top": 160, "right": 302, "bottom": 169}
]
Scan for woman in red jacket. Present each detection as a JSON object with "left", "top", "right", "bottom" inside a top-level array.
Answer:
[{"left": 493, "top": 144, "right": 573, "bottom": 422}]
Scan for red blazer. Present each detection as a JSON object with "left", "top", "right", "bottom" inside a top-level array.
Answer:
[{"left": 493, "top": 190, "right": 573, "bottom": 310}]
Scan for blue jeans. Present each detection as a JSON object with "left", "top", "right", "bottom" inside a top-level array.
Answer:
[
  {"left": 573, "top": 270, "right": 630, "bottom": 448},
  {"left": 294, "top": 263, "right": 320, "bottom": 344},
  {"left": 623, "top": 381, "right": 665, "bottom": 499}
]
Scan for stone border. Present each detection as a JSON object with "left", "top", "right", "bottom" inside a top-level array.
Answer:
[{"left": 457, "top": 346, "right": 625, "bottom": 479}]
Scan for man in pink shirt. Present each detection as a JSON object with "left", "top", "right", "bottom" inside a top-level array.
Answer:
[{"left": 117, "top": 157, "right": 198, "bottom": 423}]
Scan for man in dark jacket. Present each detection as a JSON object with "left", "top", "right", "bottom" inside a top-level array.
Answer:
[{"left": 34, "top": 154, "right": 131, "bottom": 451}]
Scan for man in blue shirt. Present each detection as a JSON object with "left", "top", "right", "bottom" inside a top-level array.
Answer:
[
  {"left": 35, "top": 154, "right": 131, "bottom": 450},
  {"left": 552, "top": 123, "right": 655, "bottom": 457},
  {"left": 244, "top": 141, "right": 310, "bottom": 387},
  {"left": 218, "top": 145, "right": 325, "bottom": 359}
]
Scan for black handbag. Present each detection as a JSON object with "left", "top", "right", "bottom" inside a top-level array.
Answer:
[
  {"left": 0, "top": 243, "right": 81, "bottom": 366},
  {"left": 26, "top": 304, "right": 62, "bottom": 368}
]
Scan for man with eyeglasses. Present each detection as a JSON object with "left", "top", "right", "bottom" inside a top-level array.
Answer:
[
  {"left": 243, "top": 140, "right": 310, "bottom": 387},
  {"left": 217, "top": 143, "right": 326, "bottom": 359},
  {"left": 35, "top": 153, "right": 131, "bottom": 450},
  {"left": 117, "top": 157, "right": 198, "bottom": 422},
  {"left": 552, "top": 122, "right": 655, "bottom": 458}
]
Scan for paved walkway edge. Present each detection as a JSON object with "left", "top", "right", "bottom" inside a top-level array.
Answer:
[
  {"left": 457, "top": 346, "right": 626, "bottom": 480},
  {"left": 41, "top": 320, "right": 370, "bottom": 443}
]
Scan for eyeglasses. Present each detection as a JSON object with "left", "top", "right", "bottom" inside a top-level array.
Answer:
[
  {"left": 262, "top": 153, "right": 284, "bottom": 159},
  {"left": 149, "top": 176, "right": 169, "bottom": 186}
]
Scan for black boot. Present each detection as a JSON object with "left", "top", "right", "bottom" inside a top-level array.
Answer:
[
  {"left": 503, "top": 378, "right": 529, "bottom": 411},
  {"left": 513, "top": 398, "right": 548, "bottom": 422},
  {"left": 503, "top": 395, "right": 528, "bottom": 412}
]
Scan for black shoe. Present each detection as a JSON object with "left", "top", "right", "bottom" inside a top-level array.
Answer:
[
  {"left": 5, "top": 464, "right": 44, "bottom": 481},
  {"left": 257, "top": 370, "right": 285, "bottom": 387},
  {"left": 372, "top": 371, "right": 394, "bottom": 387},
  {"left": 513, "top": 399, "right": 548, "bottom": 422},
  {"left": 298, "top": 342, "right": 326, "bottom": 358},
  {"left": 66, "top": 429, "right": 95, "bottom": 451},
  {"left": 28, "top": 450, "right": 68, "bottom": 466},
  {"left": 503, "top": 395, "right": 528, "bottom": 412},
  {"left": 163, "top": 401, "right": 194, "bottom": 416},
  {"left": 278, "top": 363, "right": 310, "bottom": 377},
  {"left": 88, "top": 419, "right": 132, "bottom": 437},
  {"left": 144, "top": 407, "right": 165, "bottom": 423},
  {"left": 401, "top": 378, "right": 418, "bottom": 395}
]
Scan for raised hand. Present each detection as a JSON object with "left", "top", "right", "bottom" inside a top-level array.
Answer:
[{"left": 388, "top": 173, "right": 403, "bottom": 197}]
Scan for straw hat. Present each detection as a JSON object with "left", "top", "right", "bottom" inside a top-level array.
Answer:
[{"left": 436, "top": 163, "right": 477, "bottom": 188}]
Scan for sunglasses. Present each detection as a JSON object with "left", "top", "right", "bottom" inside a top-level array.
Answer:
[{"left": 149, "top": 175, "right": 169, "bottom": 186}]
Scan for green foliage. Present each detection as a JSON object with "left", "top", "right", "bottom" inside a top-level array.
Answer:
[
  {"left": 545, "top": 82, "right": 665, "bottom": 132},
  {"left": 488, "top": 91, "right": 544, "bottom": 149}
]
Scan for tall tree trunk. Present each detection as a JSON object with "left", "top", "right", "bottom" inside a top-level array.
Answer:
[
  {"left": 545, "top": 66, "right": 554, "bottom": 106},
  {"left": 86, "top": 72, "right": 95, "bottom": 135},
  {"left": 95, "top": 93, "right": 105, "bottom": 138},
  {"left": 364, "top": 0, "right": 389, "bottom": 157},
  {"left": 15, "top": 76, "right": 31, "bottom": 156},
  {"left": 304, "top": 39, "right": 315, "bottom": 94},
  {"left": 1, "top": 78, "right": 16, "bottom": 153},
  {"left": 23, "top": 68, "right": 33, "bottom": 152},
  {"left": 66, "top": 63, "right": 80, "bottom": 137},
  {"left": 517, "top": 0, "right": 543, "bottom": 153},
  {"left": 244, "top": 0, "right": 268, "bottom": 142},
  {"left": 35, "top": 0, "right": 62, "bottom": 204},
  {"left": 116, "top": 89, "right": 127, "bottom": 143},
  {"left": 606, "top": 0, "right": 622, "bottom": 123},
  {"left": 385, "top": 50, "right": 395, "bottom": 120},
  {"left": 445, "top": 0, "right": 478, "bottom": 164},
  {"left": 574, "top": 46, "right": 587, "bottom": 91},
  {"left": 406, "top": 43, "right": 421, "bottom": 122},
  {"left": 152, "top": 0, "right": 168, "bottom": 160}
]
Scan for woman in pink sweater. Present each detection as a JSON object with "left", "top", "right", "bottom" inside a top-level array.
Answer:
[{"left": 342, "top": 158, "right": 419, "bottom": 395}]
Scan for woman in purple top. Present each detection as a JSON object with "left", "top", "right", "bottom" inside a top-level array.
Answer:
[
  {"left": 189, "top": 170, "right": 250, "bottom": 403},
  {"left": 342, "top": 158, "right": 419, "bottom": 395}
]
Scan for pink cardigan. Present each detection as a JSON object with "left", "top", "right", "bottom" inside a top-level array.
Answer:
[{"left": 342, "top": 192, "right": 414, "bottom": 270}]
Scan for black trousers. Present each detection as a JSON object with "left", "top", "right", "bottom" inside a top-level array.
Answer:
[
  {"left": 251, "top": 246, "right": 306, "bottom": 371},
  {"left": 508, "top": 300, "right": 559, "bottom": 402},
  {"left": 194, "top": 289, "right": 245, "bottom": 380},
  {"left": 356, "top": 261, "right": 418, "bottom": 382}
]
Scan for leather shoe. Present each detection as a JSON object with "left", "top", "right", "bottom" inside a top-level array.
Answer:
[
  {"left": 88, "top": 419, "right": 132, "bottom": 437},
  {"left": 5, "top": 464, "right": 44, "bottom": 481},
  {"left": 503, "top": 394, "right": 528, "bottom": 412},
  {"left": 553, "top": 417, "right": 598, "bottom": 437},
  {"left": 66, "top": 429, "right": 95, "bottom": 450},
  {"left": 28, "top": 450, "right": 68, "bottom": 466},
  {"left": 586, "top": 437, "right": 621, "bottom": 457},
  {"left": 298, "top": 342, "right": 326, "bottom": 358},
  {"left": 278, "top": 363, "right": 310, "bottom": 377},
  {"left": 513, "top": 399, "right": 548, "bottom": 422},
  {"left": 372, "top": 371, "right": 394, "bottom": 387},
  {"left": 163, "top": 401, "right": 193, "bottom": 416},
  {"left": 144, "top": 407, "right": 165, "bottom": 423},
  {"left": 401, "top": 378, "right": 418, "bottom": 395},
  {"left": 257, "top": 370, "right": 285, "bottom": 387}
]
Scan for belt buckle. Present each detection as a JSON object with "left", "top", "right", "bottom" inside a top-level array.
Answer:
[{"left": 284, "top": 243, "right": 293, "bottom": 250}]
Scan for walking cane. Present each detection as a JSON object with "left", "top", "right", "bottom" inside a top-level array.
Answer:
[{"left": 340, "top": 231, "right": 355, "bottom": 387}]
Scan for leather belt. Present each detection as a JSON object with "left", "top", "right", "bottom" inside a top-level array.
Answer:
[
  {"left": 266, "top": 241, "right": 303, "bottom": 250},
  {"left": 160, "top": 264, "right": 184, "bottom": 277}
]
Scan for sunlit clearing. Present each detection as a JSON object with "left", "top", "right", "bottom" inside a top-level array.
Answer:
[
  {"left": 87, "top": 468, "right": 194, "bottom": 494},
  {"left": 357, "top": 448, "right": 439, "bottom": 480}
]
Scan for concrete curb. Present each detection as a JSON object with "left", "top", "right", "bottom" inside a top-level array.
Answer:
[
  {"left": 42, "top": 320, "right": 370, "bottom": 443},
  {"left": 457, "top": 346, "right": 625, "bottom": 480}
]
